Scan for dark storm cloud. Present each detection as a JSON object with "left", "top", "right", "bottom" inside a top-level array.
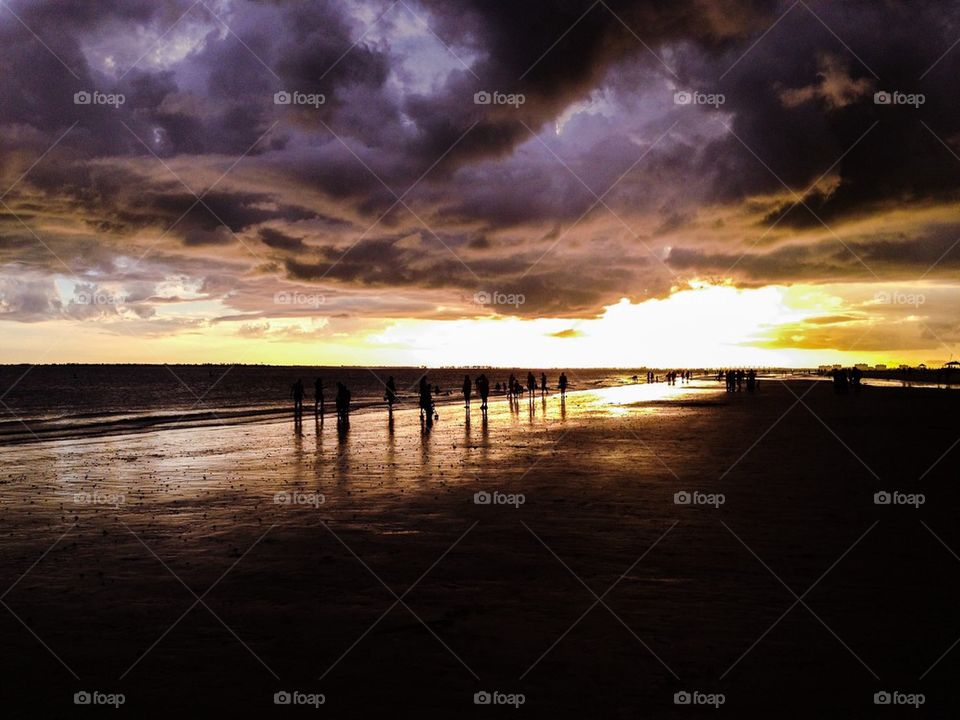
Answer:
[
  {"left": 2, "top": 0, "right": 960, "bottom": 329},
  {"left": 404, "top": 0, "right": 779, "bottom": 167},
  {"left": 692, "top": 1, "right": 960, "bottom": 227},
  {"left": 667, "top": 224, "right": 960, "bottom": 284}
]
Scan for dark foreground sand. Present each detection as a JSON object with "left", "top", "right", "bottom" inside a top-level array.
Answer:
[{"left": 1, "top": 379, "right": 959, "bottom": 718}]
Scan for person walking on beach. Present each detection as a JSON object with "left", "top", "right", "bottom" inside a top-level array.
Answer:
[
  {"left": 851, "top": 366, "right": 863, "bottom": 393},
  {"left": 462, "top": 374, "right": 472, "bottom": 409},
  {"left": 832, "top": 368, "right": 849, "bottom": 394},
  {"left": 292, "top": 379, "right": 305, "bottom": 420},
  {"left": 314, "top": 377, "right": 324, "bottom": 418},
  {"left": 478, "top": 374, "right": 490, "bottom": 412},
  {"left": 558, "top": 372, "right": 568, "bottom": 398},
  {"left": 418, "top": 376, "right": 434, "bottom": 424},
  {"left": 540, "top": 372, "right": 548, "bottom": 395},
  {"left": 385, "top": 376, "right": 397, "bottom": 411},
  {"left": 335, "top": 382, "right": 351, "bottom": 425},
  {"left": 527, "top": 372, "right": 536, "bottom": 399}
]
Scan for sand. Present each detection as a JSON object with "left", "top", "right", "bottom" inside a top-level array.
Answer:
[{"left": 1, "top": 378, "right": 959, "bottom": 718}]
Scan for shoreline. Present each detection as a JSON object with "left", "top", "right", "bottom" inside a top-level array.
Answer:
[{"left": 2, "top": 371, "right": 957, "bottom": 447}]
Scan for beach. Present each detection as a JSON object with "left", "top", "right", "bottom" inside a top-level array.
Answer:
[{"left": 1, "top": 378, "right": 959, "bottom": 718}]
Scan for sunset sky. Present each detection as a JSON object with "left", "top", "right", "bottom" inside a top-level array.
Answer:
[{"left": 1, "top": 0, "right": 959, "bottom": 367}]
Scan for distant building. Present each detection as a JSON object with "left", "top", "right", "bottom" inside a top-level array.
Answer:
[
  {"left": 874, "top": 364, "right": 887, "bottom": 370},
  {"left": 854, "top": 363, "right": 869, "bottom": 370}
]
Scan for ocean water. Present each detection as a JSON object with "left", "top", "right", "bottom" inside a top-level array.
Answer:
[{"left": 0, "top": 365, "right": 653, "bottom": 444}]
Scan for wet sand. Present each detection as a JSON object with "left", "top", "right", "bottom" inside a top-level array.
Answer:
[{"left": 1, "top": 379, "right": 959, "bottom": 717}]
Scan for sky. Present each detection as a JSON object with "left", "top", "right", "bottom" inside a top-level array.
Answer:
[{"left": 1, "top": 0, "right": 959, "bottom": 367}]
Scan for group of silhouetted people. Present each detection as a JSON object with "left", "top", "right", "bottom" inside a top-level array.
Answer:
[
  {"left": 496, "top": 372, "right": 567, "bottom": 400},
  {"left": 293, "top": 371, "right": 571, "bottom": 429},
  {"left": 717, "top": 369, "right": 758, "bottom": 393},
  {"left": 292, "top": 377, "right": 351, "bottom": 427},
  {"left": 462, "top": 373, "right": 491, "bottom": 411},
  {"left": 642, "top": 370, "right": 693, "bottom": 384},
  {"left": 831, "top": 366, "right": 862, "bottom": 394}
]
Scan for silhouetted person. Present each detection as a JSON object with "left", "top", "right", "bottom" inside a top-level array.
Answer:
[
  {"left": 314, "top": 377, "right": 325, "bottom": 417},
  {"left": 558, "top": 372, "right": 568, "bottom": 398},
  {"left": 462, "top": 374, "right": 472, "bottom": 408},
  {"left": 851, "top": 366, "right": 863, "bottom": 393},
  {"left": 832, "top": 368, "right": 849, "bottom": 394},
  {"left": 385, "top": 376, "right": 397, "bottom": 411},
  {"left": 419, "top": 376, "right": 434, "bottom": 425},
  {"left": 478, "top": 374, "right": 489, "bottom": 411},
  {"left": 527, "top": 372, "right": 536, "bottom": 399},
  {"left": 335, "top": 382, "right": 351, "bottom": 426},
  {"left": 746, "top": 369, "right": 756, "bottom": 392},
  {"left": 540, "top": 372, "right": 548, "bottom": 395},
  {"left": 292, "top": 379, "right": 305, "bottom": 420}
]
